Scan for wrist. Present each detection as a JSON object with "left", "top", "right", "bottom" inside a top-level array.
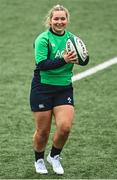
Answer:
[{"left": 61, "top": 57, "right": 67, "bottom": 64}]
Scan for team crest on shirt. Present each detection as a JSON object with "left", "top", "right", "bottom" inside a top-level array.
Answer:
[{"left": 67, "top": 97, "right": 72, "bottom": 103}]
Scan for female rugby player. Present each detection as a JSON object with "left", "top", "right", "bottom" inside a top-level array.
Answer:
[{"left": 30, "top": 4, "right": 88, "bottom": 175}]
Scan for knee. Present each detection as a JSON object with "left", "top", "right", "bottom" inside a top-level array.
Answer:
[
  {"left": 59, "top": 125, "right": 71, "bottom": 136},
  {"left": 34, "top": 129, "right": 50, "bottom": 141}
]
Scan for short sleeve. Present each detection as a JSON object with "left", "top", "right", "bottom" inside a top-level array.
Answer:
[{"left": 34, "top": 34, "right": 48, "bottom": 64}]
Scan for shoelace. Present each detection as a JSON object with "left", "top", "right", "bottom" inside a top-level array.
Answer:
[
  {"left": 37, "top": 159, "right": 46, "bottom": 170},
  {"left": 53, "top": 155, "right": 62, "bottom": 168}
]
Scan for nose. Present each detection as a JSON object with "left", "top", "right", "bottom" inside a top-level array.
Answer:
[{"left": 58, "top": 18, "right": 62, "bottom": 23}]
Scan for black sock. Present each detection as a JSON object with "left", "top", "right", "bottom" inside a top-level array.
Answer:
[
  {"left": 34, "top": 150, "right": 44, "bottom": 161},
  {"left": 50, "top": 146, "right": 62, "bottom": 157}
]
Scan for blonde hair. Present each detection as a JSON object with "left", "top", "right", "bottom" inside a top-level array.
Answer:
[{"left": 44, "top": 4, "right": 70, "bottom": 27}]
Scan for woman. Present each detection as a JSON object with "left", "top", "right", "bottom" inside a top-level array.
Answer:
[{"left": 30, "top": 4, "right": 88, "bottom": 175}]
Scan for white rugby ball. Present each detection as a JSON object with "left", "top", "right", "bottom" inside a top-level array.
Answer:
[{"left": 66, "top": 36, "right": 89, "bottom": 66}]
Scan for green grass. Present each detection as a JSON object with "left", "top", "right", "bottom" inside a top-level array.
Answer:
[{"left": 0, "top": 0, "right": 117, "bottom": 179}]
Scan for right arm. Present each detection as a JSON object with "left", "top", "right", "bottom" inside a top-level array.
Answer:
[
  {"left": 34, "top": 34, "right": 77, "bottom": 71},
  {"left": 35, "top": 58, "right": 67, "bottom": 70}
]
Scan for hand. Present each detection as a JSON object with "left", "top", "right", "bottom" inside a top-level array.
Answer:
[{"left": 62, "top": 49, "right": 78, "bottom": 64}]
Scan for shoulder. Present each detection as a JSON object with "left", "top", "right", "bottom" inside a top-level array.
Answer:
[
  {"left": 65, "top": 30, "right": 74, "bottom": 39},
  {"left": 35, "top": 31, "right": 49, "bottom": 44},
  {"left": 34, "top": 31, "right": 50, "bottom": 48},
  {"left": 65, "top": 30, "right": 74, "bottom": 38},
  {"left": 36, "top": 31, "right": 49, "bottom": 39}
]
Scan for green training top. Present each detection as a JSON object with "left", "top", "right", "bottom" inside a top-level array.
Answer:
[{"left": 34, "top": 29, "right": 74, "bottom": 86}]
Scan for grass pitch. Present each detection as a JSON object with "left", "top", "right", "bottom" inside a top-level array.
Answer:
[{"left": 0, "top": 0, "right": 117, "bottom": 179}]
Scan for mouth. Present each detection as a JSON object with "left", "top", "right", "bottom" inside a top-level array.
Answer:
[
  {"left": 56, "top": 25, "right": 64, "bottom": 29},
  {"left": 52, "top": 24, "right": 66, "bottom": 34}
]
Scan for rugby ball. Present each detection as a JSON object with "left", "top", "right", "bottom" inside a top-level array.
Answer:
[{"left": 66, "top": 36, "right": 89, "bottom": 66}]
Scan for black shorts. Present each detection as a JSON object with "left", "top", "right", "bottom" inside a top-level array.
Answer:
[{"left": 30, "top": 79, "right": 74, "bottom": 112}]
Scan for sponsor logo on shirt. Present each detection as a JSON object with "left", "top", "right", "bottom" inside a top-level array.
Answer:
[
  {"left": 38, "top": 104, "right": 45, "bottom": 109},
  {"left": 55, "top": 50, "right": 64, "bottom": 58},
  {"left": 51, "top": 43, "right": 56, "bottom": 47}
]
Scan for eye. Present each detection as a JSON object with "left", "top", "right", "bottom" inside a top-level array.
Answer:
[
  {"left": 61, "top": 17, "right": 66, "bottom": 21},
  {"left": 54, "top": 17, "right": 59, "bottom": 21},
  {"left": 53, "top": 17, "right": 66, "bottom": 21}
]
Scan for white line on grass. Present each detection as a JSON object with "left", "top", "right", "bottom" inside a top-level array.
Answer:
[{"left": 72, "top": 57, "right": 117, "bottom": 82}]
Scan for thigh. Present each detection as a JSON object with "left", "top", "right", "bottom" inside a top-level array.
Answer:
[
  {"left": 33, "top": 110, "right": 52, "bottom": 131},
  {"left": 53, "top": 105, "right": 74, "bottom": 130}
]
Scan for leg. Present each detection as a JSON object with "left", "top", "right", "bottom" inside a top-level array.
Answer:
[
  {"left": 53, "top": 105, "right": 74, "bottom": 149},
  {"left": 47, "top": 105, "right": 74, "bottom": 175},
  {"left": 33, "top": 110, "right": 52, "bottom": 152}
]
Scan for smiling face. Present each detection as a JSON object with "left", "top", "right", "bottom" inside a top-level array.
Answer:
[{"left": 50, "top": 10, "right": 68, "bottom": 35}]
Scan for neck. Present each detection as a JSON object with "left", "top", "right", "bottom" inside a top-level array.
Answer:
[{"left": 49, "top": 28, "right": 65, "bottom": 36}]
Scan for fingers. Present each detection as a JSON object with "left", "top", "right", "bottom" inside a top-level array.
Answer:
[
  {"left": 63, "top": 49, "right": 78, "bottom": 63},
  {"left": 69, "top": 52, "right": 75, "bottom": 58}
]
